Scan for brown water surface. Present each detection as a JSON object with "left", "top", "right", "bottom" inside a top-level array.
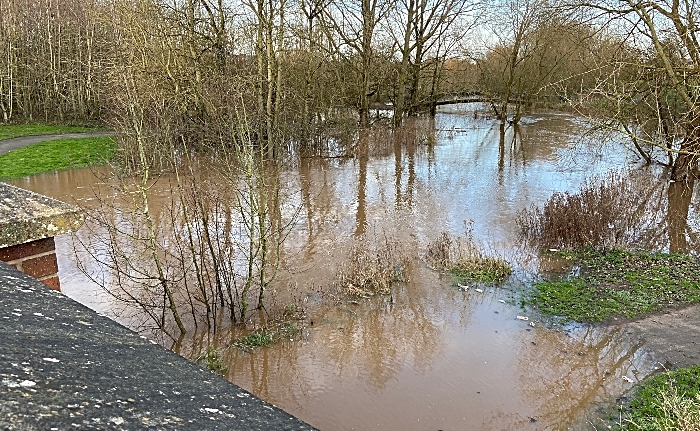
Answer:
[{"left": 12, "top": 107, "right": 700, "bottom": 430}]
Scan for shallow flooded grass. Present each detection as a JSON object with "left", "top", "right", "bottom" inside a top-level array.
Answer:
[
  {"left": 195, "top": 346, "right": 229, "bottom": 374},
  {"left": 233, "top": 331, "right": 274, "bottom": 348},
  {"left": 530, "top": 250, "right": 700, "bottom": 322},
  {"left": 232, "top": 323, "right": 301, "bottom": 350},
  {"left": 620, "top": 365, "right": 700, "bottom": 431}
]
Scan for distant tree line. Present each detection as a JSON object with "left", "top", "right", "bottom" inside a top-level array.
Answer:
[{"left": 1, "top": 0, "right": 699, "bottom": 176}]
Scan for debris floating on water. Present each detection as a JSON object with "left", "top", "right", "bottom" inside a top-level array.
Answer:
[
  {"left": 475, "top": 288, "right": 484, "bottom": 293},
  {"left": 457, "top": 284, "right": 469, "bottom": 291},
  {"left": 516, "top": 316, "right": 529, "bottom": 321},
  {"left": 498, "top": 299, "right": 506, "bottom": 304},
  {"left": 529, "top": 321, "right": 536, "bottom": 327}
]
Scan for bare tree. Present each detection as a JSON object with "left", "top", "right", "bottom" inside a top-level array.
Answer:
[
  {"left": 388, "top": 0, "right": 476, "bottom": 126},
  {"left": 581, "top": 0, "right": 700, "bottom": 180},
  {"left": 322, "top": 0, "right": 395, "bottom": 127}
]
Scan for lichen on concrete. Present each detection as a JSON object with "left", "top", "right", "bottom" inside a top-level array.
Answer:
[{"left": 0, "top": 182, "right": 84, "bottom": 248}]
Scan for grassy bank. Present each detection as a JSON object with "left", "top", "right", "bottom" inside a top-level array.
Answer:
[
  {"left": 529, "top": 249, "right": 700, "bottom": 322},
  {"left": 0, "top": 137, "right": 116, "bottom": 179},
  {"left": 0, "top": 123, "right": 100, "bottom": 140},
  {"left": 619, "top": 366, "right": 700, "bottom": 431}
]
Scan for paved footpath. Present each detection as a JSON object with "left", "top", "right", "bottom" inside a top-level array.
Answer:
[
  {"left": 0, "top": 263, "right": 317, "bottom": 430},
  {"left": 0, "top": 132, "right": 115, "bottom": 156}
]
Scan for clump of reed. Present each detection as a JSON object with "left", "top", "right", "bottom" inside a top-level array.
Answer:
[{"left": 426, "top": 221, "right": 512, "bottom": 283}]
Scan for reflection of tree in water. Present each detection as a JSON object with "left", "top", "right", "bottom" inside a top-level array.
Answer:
[
  {"left": 317, "top": 273, "right": 447, "bottom": 389},
  {"left": 516, "top": 324, "right": 657, "bottom": 429},
  {"left": 219, "top": 276, "right": 456, "bottom": 412}
]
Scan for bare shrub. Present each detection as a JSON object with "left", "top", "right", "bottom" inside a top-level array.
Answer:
[
  {"left": 338, "top": 234, "right": 409, "bottom": 297},
  {"left": 517, "top": 170, "right": 662, "bottom": 250},
  {"left": 426, "top": 221, "right": 512, "bottom": 283}
]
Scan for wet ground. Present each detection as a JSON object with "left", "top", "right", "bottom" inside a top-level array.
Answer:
[{"left": 11, "top": 106, "right": 700, "bottom": 430}]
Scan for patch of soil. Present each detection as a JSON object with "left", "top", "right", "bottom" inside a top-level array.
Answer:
[{"left": 624, "top": 304, "right": 700, "bottom": 369}]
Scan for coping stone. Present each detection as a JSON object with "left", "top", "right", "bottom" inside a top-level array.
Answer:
[
  {"left": 0, "top": 182, "right": 84, "bottom": 248},
  {"left": 0, "top": 262, "right": 317, "bottom": 430}
]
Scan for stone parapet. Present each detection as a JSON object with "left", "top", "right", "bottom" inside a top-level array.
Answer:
[
  {"left": 0, "top": 262, "right": 316, "bottom": 430},
  {"left": 0, "top": 182, "right": 83, "bottom": 290},
  {"left": 0, "top": 182, "right": 84, "bottom": 247}
]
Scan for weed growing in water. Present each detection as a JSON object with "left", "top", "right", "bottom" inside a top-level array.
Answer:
[
  {"left": 619, "top": 366, "right": 700, "bottom": 431},
  {"left": 426, "top": 221, "right": 512, "bottom": 283},
  {"left": 530, "top": 249, "right": 700, "bottom": 322},
  {"left": 338, "top": 234, "right": 408, "bottom": 297},
  {"left": 195, "top": 346, "right": 229, "bottom": 375},
  {"left": 231, "top": 321, "right": 303, "bottom": 350},
  {"left": 516, "top": 170, "right": 660, "bottom": 250},
  {"left": 280, "top": 323, "right": 300, "bottom": 338},
  {"left": 234, "top": 331, "right": 274, "bottom": 348}
]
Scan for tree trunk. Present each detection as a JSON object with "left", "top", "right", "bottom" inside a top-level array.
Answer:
[{"left": 671, "top": 124, "right": 700, "bottom": 181}]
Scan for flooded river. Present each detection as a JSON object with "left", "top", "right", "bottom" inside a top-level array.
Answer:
[{"left": 11, "top": 106, "right": 698, "bottom": 430}]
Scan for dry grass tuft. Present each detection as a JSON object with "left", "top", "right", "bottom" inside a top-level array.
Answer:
[
  {"left": 338, "top": 235, "right": 408, "bottom": 297},
  {"left": 624, "top": 385, "right": 700, "bottom": 431}
]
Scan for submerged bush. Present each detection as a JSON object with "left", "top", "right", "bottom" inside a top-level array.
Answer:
[
  {"left": 338, "top": 235, "right": 408, "bottom": 297},
  {"left": 426, "top": 221, "right": 512, "bottom": 283},
  {"left": 517, "top": 170, "right": 660, "bottom": 250}
]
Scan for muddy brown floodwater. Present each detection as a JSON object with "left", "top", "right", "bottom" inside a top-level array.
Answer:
[{"left": 12, "top": 106, "right": 700, "bottom": 430}]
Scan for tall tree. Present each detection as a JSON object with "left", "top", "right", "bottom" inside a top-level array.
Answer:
[{"left": 389, "top": 0, "right": 475, "bottom": 126}]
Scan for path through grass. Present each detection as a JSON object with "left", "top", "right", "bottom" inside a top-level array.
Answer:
[{"left": 0, "top": 124, "right": 100, "bottom": 141}]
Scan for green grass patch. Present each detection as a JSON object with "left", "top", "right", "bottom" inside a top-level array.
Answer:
[
  {"left": 0, "top": 123, "right": 100, "bottom": 140},
  {"left": 529, "top": 249, "right": 700, "bottom": 322},
  {"left": 620, "top": 366, "right": 700, "bottom": 430},
  {"left": 426, "top": 229, "right": 513, "bottom": 284},
  {"left": 231, "top": 323, "right": 302, "bottom": 349},
  {"left": 0, "top": 137, "right": 116, "bottom": 179},
  {"left": 450, "top": 255, "right": 513, "bottom": 283},
  {"left": 233, "top": 331, "right": 274, "bottom": 348}
]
